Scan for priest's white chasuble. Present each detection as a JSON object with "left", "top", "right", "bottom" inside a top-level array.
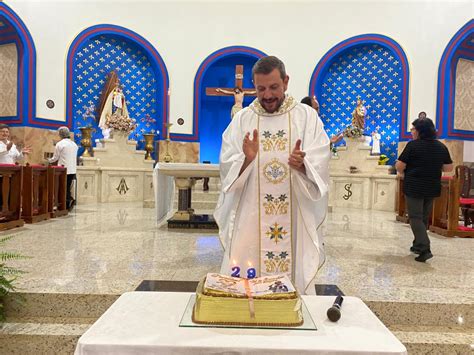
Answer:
[{"left": 215, "top": 96, "right": 330, "bottom": 294}]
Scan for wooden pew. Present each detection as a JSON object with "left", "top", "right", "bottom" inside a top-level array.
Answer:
[
  {"left": 47, "top": 166, "right": 68, "bottom": 218},
  {"left": 22, "top": 164, "right": 49, "bottom": 223},
  {"left": 0, "top": 164, "right": 24, "bottom": 230},
  {"left": 429, "top": 175, "right": 474, "bottom": 237}
]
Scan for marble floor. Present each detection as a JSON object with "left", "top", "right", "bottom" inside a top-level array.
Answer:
[{"left": 2, "top": 202, "right": 473, "bottom": 304}]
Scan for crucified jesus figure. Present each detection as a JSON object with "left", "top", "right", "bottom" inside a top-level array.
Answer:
[{"left": 215, "top": 86, "right": 256, "bottom": 118}]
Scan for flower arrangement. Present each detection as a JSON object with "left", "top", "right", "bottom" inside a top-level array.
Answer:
[
  {"left": 106, "top": 112, "right": 137, "bottom": 133},
  {"left": 343, "top": 125, "right": 363, "bottom": 138},
  {"left": 141, "top": 114, "right": 156, "bottom": 125},
  {"left": 81, "top": 104, "right": 96, "bottom": 128},
  {"left": 378, "top": 154, "right": 389, "bottom": 165}
]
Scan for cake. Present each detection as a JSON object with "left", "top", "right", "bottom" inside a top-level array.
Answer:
[{"left": 192, "top": 273, "right": 303, "bottom": 326}]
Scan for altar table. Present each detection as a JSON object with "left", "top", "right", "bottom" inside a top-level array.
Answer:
[
  {"left": 75, "top": 292, "right": 406, "bottom": 355},
  {"left": 153, "top": 163, "right": 220, "bottom": 225}
]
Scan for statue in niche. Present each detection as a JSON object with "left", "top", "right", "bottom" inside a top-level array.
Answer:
[
  {"left": 351, "top": 98, "right": 367, "bottom": 130},
  {"left": 371, "top": 130, "right": 381, "bottom": 155},
  {"left": 98, "top": 71, "right": 130, "bottom": 139},
  {"left": 343, "top": 99, "right": 366, "bottom": 138}
]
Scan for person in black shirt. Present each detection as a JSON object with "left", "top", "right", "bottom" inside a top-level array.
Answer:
[{"left": 396, "top": 118, "right": 453, "bottom": 262}]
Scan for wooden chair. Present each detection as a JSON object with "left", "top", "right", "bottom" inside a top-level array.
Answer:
[
  {"left": 456, "top": 165, "right": 474, "bottom": 227},
  {"left": 429, "top": 172, "right": 474, "bottom": 237},
  {"left": 0, "top": 164, "right": 24, "bottom": 230},
  {"left": 47, "top": 166, "right": 68, "bottom": 218},
  {"left": 22, "top": 164, "right": 49, "bottom": 223}
]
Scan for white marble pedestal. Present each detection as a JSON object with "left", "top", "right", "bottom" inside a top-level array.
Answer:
[
  {"left": 76, "top": 132, "right": 154, "bottom": 206},
  {"left": 329, "top": 137, "right": 397, "bottom": 211}
]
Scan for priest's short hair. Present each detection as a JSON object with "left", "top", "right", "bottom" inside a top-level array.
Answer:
[{"left": 252, "top": 56, "right": 286, "bottom": 80}]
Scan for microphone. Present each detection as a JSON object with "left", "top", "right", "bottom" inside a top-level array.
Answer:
[{"left": 326, "top": 295, "right": 344, "bottom": 322}]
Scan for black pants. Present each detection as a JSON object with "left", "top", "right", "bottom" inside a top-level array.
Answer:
[
  {"left": 406, "top": 196, "right": 433, "bottom": 253},
  {"left": 67, "top": 174, "right": 76, "bottom": 208}
]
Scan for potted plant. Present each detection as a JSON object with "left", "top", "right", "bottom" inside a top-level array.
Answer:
[{"left": 0, "top": 236, "right": 28, "bottom": 322}]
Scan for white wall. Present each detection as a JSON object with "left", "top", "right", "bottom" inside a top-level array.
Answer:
[
  {"left": 7, "top": 0, "right": 473, "bottom": 135},
  {"left": 464, "top": 141, "right": 474, "bottom": 163}
]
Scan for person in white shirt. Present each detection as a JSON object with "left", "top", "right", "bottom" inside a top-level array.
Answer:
[
  {"left": 0, "top": 124, "right": 31, "bottom": 164},
  {"left": 48, "top": 126, "right": 79, "bottom": 210}
]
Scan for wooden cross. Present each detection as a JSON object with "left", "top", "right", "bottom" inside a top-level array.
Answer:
[{"left": 205, "top": 65, "right": 256, "bottom": 97}]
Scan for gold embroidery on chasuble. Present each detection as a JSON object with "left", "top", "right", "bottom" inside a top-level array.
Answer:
[
  {"left": 263, "top": 194, "right": 289, "bottom": 215},
  {"left": 264, "top": 251, "right": 290, "bottom": 274},
  {"left": 263, "top": 158, "right": 288, "bottom": 185},
  {"left": 261, "top": 130, "right": 288, "bottom": 152},
  {"left": 256, "top": 103, "right": 294, "bottom": 279}
]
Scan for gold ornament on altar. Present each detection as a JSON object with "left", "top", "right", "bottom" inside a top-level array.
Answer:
[
  {"left": 162, "top": 122, "right": 173, "bottom": 163},
  {"left": 79, "top": 127, "right": 94, "bottom": 157},
  {"left": 140, "top": 114, "right": 158, "bottom": 160},
  {"left": 143, "top": 133, "right": 155, "bottom": 160}
]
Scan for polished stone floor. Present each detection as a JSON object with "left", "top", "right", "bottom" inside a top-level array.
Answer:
[{"left": 2, "top": 202, "right": 473, "bottom": 304}]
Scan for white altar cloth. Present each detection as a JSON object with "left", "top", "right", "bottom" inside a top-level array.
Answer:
[
  {"left": 75, "top": 292, "right": 406, "bottom": 355},
  {"left": 153, "top": 163, "right": 220, "bottom": 224}
]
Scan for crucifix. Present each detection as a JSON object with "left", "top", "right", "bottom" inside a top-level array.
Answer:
[{"left": 205, "top": 65, "right": 256, "bottom": 97}]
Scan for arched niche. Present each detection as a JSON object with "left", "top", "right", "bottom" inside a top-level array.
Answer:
[
  {"left": 66, "top": 24, "right": 169, "bottom": 150},
  {"left": 309, "top": 34, "right": 409, "bottom": 163},
  {"left": 435, "top": 20, "right": 474, "bottom": 140},
  {"left": 0, "top": 3, "right": 37, "bottom": 126},
  {"left": 183, "top": 46, "right": 266, "bottom": 163}
]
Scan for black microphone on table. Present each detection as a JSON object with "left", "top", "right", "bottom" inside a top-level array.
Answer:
[{"left": 326, "top": 295, "right": 344, "bottom": 322}]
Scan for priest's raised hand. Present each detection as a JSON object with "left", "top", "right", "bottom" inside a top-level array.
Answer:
[
  {"left": 289, "top": 139, "right": 306, "bottom": 174},
  {"left": 239, "top": 129, "right": 259, "bottom": 175}
]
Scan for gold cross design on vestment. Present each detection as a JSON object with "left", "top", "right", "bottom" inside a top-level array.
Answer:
[{"left": 266, "top": 223, "right": 287, "bottom": 244}]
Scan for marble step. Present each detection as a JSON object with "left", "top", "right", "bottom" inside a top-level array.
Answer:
[
  {"left": 365, "top": 300, "right": 473, "bottom": 327},
  {"left": 0, "top": 320, "right": 90, "bottom": 354},
  {"left": 1, "top": 293, "right": 119, "bottom": 354},
  {"left": 391, "top": 325, "right": 474, "bottom": 354},
  {"left": 365, "top": 301, "right": 474, "bottom": 354},
  {"left": 3, "top": 292, "right": 119, "bottom": 319}
]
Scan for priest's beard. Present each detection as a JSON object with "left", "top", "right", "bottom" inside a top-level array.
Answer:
[{"left": 260, "top": 96, "right": 285, "bottom": 113}]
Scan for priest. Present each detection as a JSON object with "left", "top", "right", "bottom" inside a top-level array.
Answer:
[{"left": 214, "top": 56, "right": 330, "bottom": 294}]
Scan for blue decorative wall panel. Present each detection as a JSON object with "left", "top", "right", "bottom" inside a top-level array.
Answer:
[
  {"left": 318, "top": 44, "right": 403, "bottom": 164},
  {"left": 72, "top": 34, "right": 160, "bottom": 150}
]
